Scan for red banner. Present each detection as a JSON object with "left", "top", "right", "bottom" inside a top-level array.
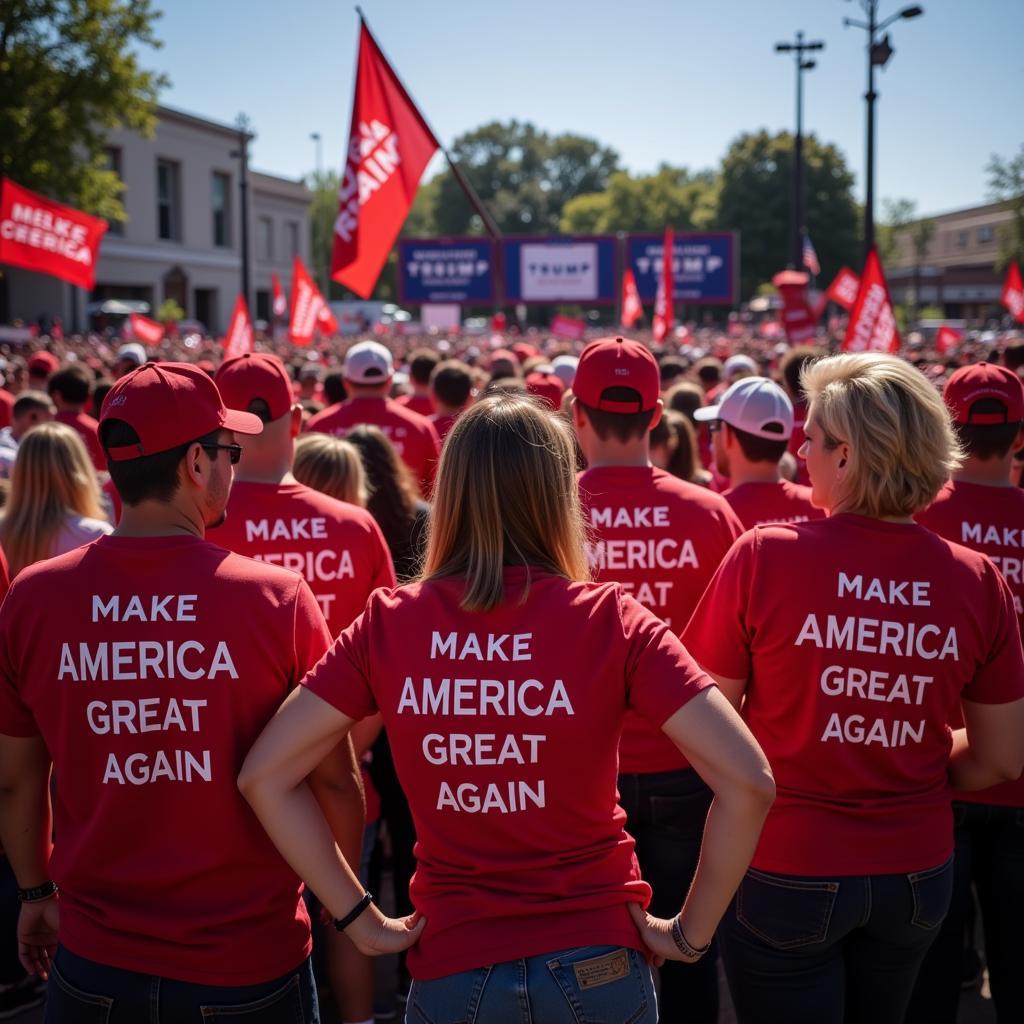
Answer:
[
  {"left": 842, "top": 247, "right": 900, "bottom": 354},
  {"left": 550, "top": 314, "right": 586, "bottom": 341},
  {"left": 0, "top": 177, "right": 107, "bottom": 290},
  {"left": 331, "top": 21, "right": 439, "bottom": 299},
  {"left": 773, "top": 269, "right": 817, "bottom": 344},
  {"left": 1002, "top": 263, "right": 1024, "bottom": 324},
  {"left": 127, "top": 313, "right": 165, "bottom": 345},
  {"left": 317, "top": 302, "right": 339, "bottom": 336},
  {"left": 271, "top": 272, "right": 288, "bottom": 318},
  {"left": 621, "top": 267, "right": 643, "bottom": 329},
  {"left": 934, "top": 325, "right": 963, "bottom": 355},
  {"left": 223, "top": 294, "right": 254, "bottom": 359},
  {"left": 652, "top": 226, "right": 674, "bottom": 342},
  {"left": 825, "top": 266, "right": 861, "bottom": 311},
  {"left": 289, "top": 256, "right": 325, "bottom": 346}
]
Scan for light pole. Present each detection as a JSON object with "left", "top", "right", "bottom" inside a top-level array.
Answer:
[
  {"left": 844, "top": 1, "right": 923, "bottom": 258},
  {"left": 775, "top": 31, "right": 824, "bottom": 271},
  {"left": 232, "top": 113, "right": 253, "bottom": 312},
  {"left": 310, "top": 131, "right": 322, "bottom": 180}
]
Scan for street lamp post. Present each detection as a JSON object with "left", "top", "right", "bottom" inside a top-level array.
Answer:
[
  {"left": 310, "top": 132, "right": 322, "bottom": 180},
  {"left": 232, "top": 113, "right": 253, "bottom": 312},
  {"left": 775, "top": 31, "right": 824, "bottom": 271},
  {"left": 844, "top": 1, "right": 924, "bottom": 258}
]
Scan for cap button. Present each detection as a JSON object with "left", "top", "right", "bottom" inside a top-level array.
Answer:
[{"left": 615, "top": 336, "right": 624, "bottom": 344}]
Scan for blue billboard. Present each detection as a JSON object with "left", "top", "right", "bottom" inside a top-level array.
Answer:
[
  {"left": 627, "top": 232, "right": 739, "bottom": 305},
  {"left": 398, "top": 238, "right": 494, "bottom": 304},
  {"left": 502, "top": 236, "right": 617, "bottom": 305}
]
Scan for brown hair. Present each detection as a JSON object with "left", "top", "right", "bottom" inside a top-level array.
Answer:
[{"left": 293, "top": 434, "right": 368, "bottom": 506}]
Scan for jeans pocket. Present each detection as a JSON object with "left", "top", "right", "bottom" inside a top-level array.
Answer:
[
  {"left": 546, "top": 946, "right": 654, "bottom": 1024},
  {"left": 200, "top": 973, "right": 305, "bottom": 1022},
  {"left": 908, "top": 857, "right": 954, "bottom": 930},
  {"left": 46, "top": 962, "right": 114, "bottom": 1024},
  {"left": 735, "top": 868, "right": 839, "bottom": 949},
  {"left": 407, "top": 966, "right": 491, "bottom": 1024}
]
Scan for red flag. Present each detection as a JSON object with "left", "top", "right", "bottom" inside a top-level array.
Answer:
[
  {"left": 934, "top": 325, "right": 963, "bottom": 355},
  {"left": 127, "top": 313, "right": 165, "bottom": 345},
  {"left": 652, "top": 227, "right": 675, "bottom": 342},
  {"left": 0, "top": 177, "right": 108, "bottom": 290},
  {"left": 1002, "top": 263, "right": 1024, "bottom": 324},
  {"left": 842, "top": 247, "right": 900, "bottom": 354},
  {"left": 772, "top": 269, "right": 817, "bottom": 344},
  {"left": 271, "top": 272, "right": 288, "bottom": 318},
  {"left": 550, "top": 314, "right": 586, "bottom": 341},
  {"left": 825, "top": 266, "right": 861, "bottom": 311},
  {"left": 223, "top": 294, "right": 254, "bottom": 359},
  {"left": 289, "top": 256, "right": 325, "bottom": 346},
  {"left": 331, "top": 21, "right": 440, "bottom": 299},
  {"left": 621, "top": 267, "right": 643, "bottom": 328},
  {"left": 317, "top": 303, "right": 339, "bottom": 336}
]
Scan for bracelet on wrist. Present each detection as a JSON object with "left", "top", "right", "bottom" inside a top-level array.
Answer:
[
  {"left": 333, "top": 891, "right": 374, "bottom": 932},
  {"left": 671, "top": 916, "right": 710, "bottom": 960},
  {"left": 17, "top": 880, "right": 58, "bottom": 904}
]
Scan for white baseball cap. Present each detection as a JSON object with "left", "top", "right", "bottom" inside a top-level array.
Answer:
[
  {"left": 723, "top": 353, "right": 758, "bottom": 380},
  {"left": 694, "top": 377, "right": 794, "bottom": 440},
  {"left": 344, "top": 341, "right": 393, "bottom": 384},
  {"left": 116, "top": 343, "right": 148, "bottom": 367},
  {"left": 551, "top": 354, "right": 579, "bottom": 388}
]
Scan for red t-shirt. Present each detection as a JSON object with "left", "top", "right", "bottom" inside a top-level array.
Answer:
[
  {"left": 0, "top": 535, "right": 332, "bottom": 984},
  {"left": 788, "top": 401, "right": 811, "bottom": 486},
  {"left": 430, "top": 411, "right": 459, "bottom": 443},
  {"left": 302, "top": 568, "right": 712, "bottom": 980},
  {"left": 395, "top": 392, "right": 435, "bottom": 418},
  {"left": 210, "top": 480, "right": 395, "bottom": 636},
  {"left": 305, "top": 397, "right": 441, "bottom": 495},
  {"left": 56, "top": 409, "right": 105, "bottom": 471},
  {"left": 0, "top": 545, "right": 8, "bottom": 603},
  {"left": 0, "top": 389, "right": 13, "bottom": 431},
  {"left": 917, "top": 479, "right": 1024, "bottom": 806},
  {"left": 723, "top": 479, "right": 825, "bottom": 531},
  {"left": 578, "top": 466, "right": 743, "bottom": 773},
  {"left": 683, "top": 515, "right": 1024, "bottom": 875}
]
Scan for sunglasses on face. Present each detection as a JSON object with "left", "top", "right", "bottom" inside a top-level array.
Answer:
[{"left": 201, "top": 442, "right": 242, "bottom": 465}]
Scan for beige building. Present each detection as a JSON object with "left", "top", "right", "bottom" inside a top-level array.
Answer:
[
  {"left": 3, "top": 105, "right": 311, "bottom": 334},
  {"left": 888, "top": 201, "right": 1014, "bottom": 322}
]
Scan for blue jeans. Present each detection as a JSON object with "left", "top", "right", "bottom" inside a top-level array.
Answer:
[
  {"left": 720, "top": 858, "right": 954, "bottom": 1024},
  {"left": 45, "top": 946, "right": 319, "bottom": 1023},
  {"left": 405, "top": 945, "right": 656, "bottom": 1024},
  {"left": 618, "top": 767, "right": 717, "bottom": 1024},
  {"left": 907, "top": 801, "right": 1024, "bottom": 1024}
]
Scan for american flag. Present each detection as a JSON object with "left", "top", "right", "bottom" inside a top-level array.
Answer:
[{"left": 802, "top": 233, "right": 821, "bottom": 277}]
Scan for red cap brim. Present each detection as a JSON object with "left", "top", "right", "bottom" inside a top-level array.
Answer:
[{"left": 223, "top": 409, "right": 264, "bottom": 436}]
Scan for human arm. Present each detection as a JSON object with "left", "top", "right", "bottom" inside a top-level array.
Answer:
[{"left": 948, "top": 698, "right": 1024, "bottom": 791}]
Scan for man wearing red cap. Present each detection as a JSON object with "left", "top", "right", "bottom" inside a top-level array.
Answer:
[
  {"left": 26, "top": 352, "right": 59, "bottom": 392},
  {"left": 525, "top": 368, "right": 565, "bottom": 412},
  {"left": 305, "top": 341, "right": 440, "bottom": 495},
  {"left": 0, "top": 363, "right": 360, "bottom": 1021},
  {"left": 910, "top": 362, "right": 1024, "bottom": 1024},
  {"left": 572, "top": 336, "right": 743, "bottom": 1024}
]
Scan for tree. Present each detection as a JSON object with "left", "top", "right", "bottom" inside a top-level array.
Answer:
[
  {"left": 879, "top": 198, "right": 935, "bottom": 324},
  {"left": 0, "top": 0, "right": 167, "bottom": 222},
  {"left": 987, "top": 144, "right": 1024, "bottom": 270},
  {"left": 715, "top": 130, "right": 859, "bottom": 298},
  {"left": 878, "top": 197, "right": 916, "bottom": 267}
]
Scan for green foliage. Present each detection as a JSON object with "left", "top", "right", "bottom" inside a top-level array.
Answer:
[
  {"left": 878, "top": 198, "right": 917, "bottom": 266},
  {"left": 0, "top": 0, "right": 167, "bottom": 220},
  {"left": 307, "top": 169, "right": 339, "bottom": 296},
  {"left": 716, "top": 130, "right": 859, "bottom": 297},
  {"left": 987, "top": 144, "right": 1024, "bottom": 270},
  {"left": 155, "top": 298, "right": 183, "bottom": 322}
]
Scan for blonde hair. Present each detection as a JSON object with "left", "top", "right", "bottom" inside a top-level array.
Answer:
[
  {"left": 422, "top": 394, "right": 589, "bottom": 611},
  {"left": 801, "top": 353, "right": 962, "bottom": 518},
  {"left": 0, "top": 422, "right": 108, "bottom": 575},
  {"left": 293, "top": 434, "right": 368, "bottom": 506}
]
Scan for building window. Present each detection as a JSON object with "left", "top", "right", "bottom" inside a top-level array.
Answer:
[
  {"left": 977, "top": 225, "right": 994, "bottom": 244},
  {"left": 212, "top": 172, "right": 231, "bottom": 248},
  {"left": 287, "top": 220, "right": 299, "bottom": 258},
  {"left": 257, "top": 216, "right": 273, "bottom": 260},
  {"left": 255, "top": 289, "right": 271, "bottom": 322},
  {"left": 156, "top": 159, "right": 181, "bottom": 241},
  {"left": 104, "top": 147, "right": 124, "bottom": 236},
  {"left": 956, "top": 230, "right": 968, "bottom": 248}
]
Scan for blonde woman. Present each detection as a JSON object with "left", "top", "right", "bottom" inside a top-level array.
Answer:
[
  {"left": 293, "top": 433, "right": 369, "bottom": 507},
  {"left": 0, "top": 422, "right": 111, "bottom": 576},
  {"left": 684, "top": 353, "right": 1024, "bottom": 1024},
  {"left": 239, "top": 394, "right": 774, "bottom": 1023}
]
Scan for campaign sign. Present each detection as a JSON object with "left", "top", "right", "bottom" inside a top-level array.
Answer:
[
  {"left": 627, "top": 232, "right": 738, "bottom": 305},
  {"left": 399, "top": 238, "right": 494, "bottom": 304},
  {"left": 503, "top": 236, "right": 616, "bottom": 304}
]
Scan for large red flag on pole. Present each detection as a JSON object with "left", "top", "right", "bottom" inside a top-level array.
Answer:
[
  {"left": 621, "top": 267, "right": 643, "bottom": 328},
  {"left": 652, "top": 227, "right": 674, "bottom": 342},
  {"left": 290, "top": 256, "right": 326, "bottom": 346},
  {"left": 0, "top": 177, "right": 108, "bottom": 290},
  {"left": 331, "top": 19, "right": 440, "bottom": 298},
  {"left": 271, "top": 272, "right": 287, "bottom": 318},
  {"left": 223, "top": 294, "right": 254, "bottom": 359},
  {"left": 1001, "top": 263, "right": 1024, "bottom": 324},
  {"left": 842, "top": 246, "right": 900, "bottom": 353},
  {"left": 126, "top": 313, "right": 165, "bottom": 345}
]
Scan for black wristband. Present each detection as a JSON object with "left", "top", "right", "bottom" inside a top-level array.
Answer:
[
  {"left": 333, "top": 891, "right": 373, "bottom": 932},
  {"left": 17, "top": 880, "right": 58, "bottom": 903}
]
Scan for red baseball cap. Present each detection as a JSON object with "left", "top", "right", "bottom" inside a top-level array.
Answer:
[
  {"left": 100, "top": 362, "right": 262, "bottom": 461},
  {"left": 944, "top": 362, "right": 1024, "bottom": 425},
  {"left": 572, "top": 336, "right": 660, "bottom": 413},
  {"left": 215, "top": 352, "right": 294, "bottom": 422},
  {"left": 27, "top": 352, "right": 59, "bottom": 376},
  {"left": 525, "top": 369, "right": 566, "bottom": 411}
]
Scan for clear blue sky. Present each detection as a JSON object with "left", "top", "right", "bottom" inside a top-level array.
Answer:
[{"left": 151, "top": 0, "right": 1022, "bottom": 218}]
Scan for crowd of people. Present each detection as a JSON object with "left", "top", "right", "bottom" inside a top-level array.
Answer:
[{"left": 0, "top": 315, "right": 1021, "bottom": 1024}]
